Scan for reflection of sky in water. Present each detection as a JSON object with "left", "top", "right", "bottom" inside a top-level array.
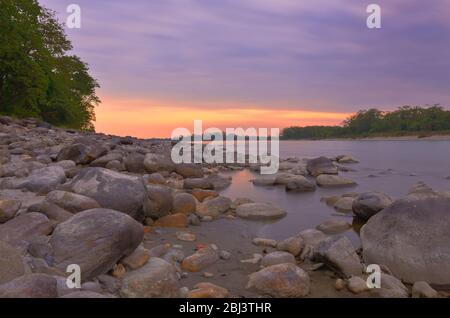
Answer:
[{"left": 220, "top": 140, "right": 450, "bottom": 245}]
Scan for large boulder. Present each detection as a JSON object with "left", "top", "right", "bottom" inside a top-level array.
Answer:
[
  {"left": 316, "top": 175, "right": 356, "bottom": 188},
  {"left": 49, "top": 209, "right": 144, "bottom": 282},
  {"left": 352, "top": 192, "right": 393, "bottom": 221},
  {"left": 361, "top": 197, "right": 450, "bottom": 285},
  {"left": 45, "top": 190, "right": 101, "bottom": 214},
  {"left": 120, "top": 258, "right": 180, "bottom": 298},
  {"left": 67, "top": 168, "right": 150, "bottom": 220},
  {"left": 306, "top": 157, "right": 338, "bottom": 176},
  {"left": 236, "top": 203, "right": 287, "bottom": 220},
  {"left": 247, "top": 263, "right": 310, "bottom": 298},
  {"left": 0, "top": 241, "right": 27, "bottom": 284},
  {"left": 0, "top": 274, "right": 58, "bottom": 298}
]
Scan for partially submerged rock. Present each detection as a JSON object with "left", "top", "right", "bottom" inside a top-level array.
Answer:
[
  {"left": 236, "top": 203, "right": 287, "bottom": 220},
  {"left": 306, "top": 157, "right": 338, "bottom": 176},
  {"left": 352, "top": 192, "right": 393, "bottom": 221},
  {"left": 316, "top": 175, "right": 357, "bottom": 187}
]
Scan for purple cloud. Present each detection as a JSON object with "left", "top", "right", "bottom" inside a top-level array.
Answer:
[{"left": 39, "top": 0, "right": 450, "bottom": 112}]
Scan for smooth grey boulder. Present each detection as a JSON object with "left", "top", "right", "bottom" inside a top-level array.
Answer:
[
  {"left": 67, "top": 167, "right": 150, "bottom": 220},
  {"left": 45, "top": 190, "right": 101, "bottom": 213},
  {"left": 50, "top": 209, "right": 144, "bottom": 282},
  {"left": 312, "top": 236, "right": 363, "bottom": 277},
  {"left": 361, "top": 197, "right": 450, "bottom": 285},
  {"left": 306, "top": 157, "right": 338, "bottom": 176},
  {"left": 120, "top": 258, "right": 180, "bottom": 298},
  {"left": 0, "top": 274, "right": 58, "bottom": 298},
  {"left": 236, "top": 203, "right": 287, "bottom": 220},
  {"left": 247, "top": 263, "right": 310, "bottom": 298},
  {"left": 352, "top": 192, "right": 393, "bottom": 221}
]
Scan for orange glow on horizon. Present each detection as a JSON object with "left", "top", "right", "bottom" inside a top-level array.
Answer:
[{"left": 94, "top": 97, "right": 350, "bottom": 138}]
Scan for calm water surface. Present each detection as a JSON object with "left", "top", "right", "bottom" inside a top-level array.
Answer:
[{"left": 221, "top": 140, "right": 450, "bottom": 244}]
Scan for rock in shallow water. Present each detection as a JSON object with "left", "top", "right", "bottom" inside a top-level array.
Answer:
[
  {"left": 361, "top": 197, "right": 450, "bottom": 285},
  {"left": 246, "top": 263, "right": 310, "bottom": 298},
  {"left": 352, "top": 192, "right": 393, "bottom": 221},
  {"left": 181, "top": 245, "right": 219, "bottom": 272},
  {"left": 236, "top": 203, "right": 287, "bottom": 220},
  {"left": 196, "top": 196, "right": 231, "bottom": 218},
  {"left": 50, "top": 208, "right": 144, "bottom": 282},
  {"left": 306, "top": 157, "right": 338, "bottom": 176},
  {"left": 316, "top": 175, "right": 357, "bottom": 187}
]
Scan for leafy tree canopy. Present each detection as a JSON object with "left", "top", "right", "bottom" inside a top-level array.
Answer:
[
  {"left": 0, "top": 0, "right": 99, "bottom": 130},
  {"left": 282, "top": 105, "right": 450, "bottom": 139}
]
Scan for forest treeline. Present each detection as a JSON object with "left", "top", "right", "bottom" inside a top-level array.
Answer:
[
  {"left": 0, "top": 0, "right": 99, "bottom": 130},
  {"left": 281, "top": 105, "right": 450, "bottom": 139}
]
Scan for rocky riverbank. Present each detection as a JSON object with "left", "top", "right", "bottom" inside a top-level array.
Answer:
[{"left": 0, "top": 116, "right": 449, "bottom": 298}]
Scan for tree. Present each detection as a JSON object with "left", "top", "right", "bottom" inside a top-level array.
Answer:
[{"left": 0, "top": 0, "right": 99, "bottom": 130}]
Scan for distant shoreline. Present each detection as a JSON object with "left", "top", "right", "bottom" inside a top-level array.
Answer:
[{"left": 281, "top": 134, "right": 450, "bottom": 141}]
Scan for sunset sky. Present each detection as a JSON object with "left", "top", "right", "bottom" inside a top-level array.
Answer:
[{"left": 40, "top": 0, "right": 450, "bottom": 138}]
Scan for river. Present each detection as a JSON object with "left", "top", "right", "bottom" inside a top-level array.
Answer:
[{"left": 220, "top": 140, "right": 450, "bottom": 244}]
